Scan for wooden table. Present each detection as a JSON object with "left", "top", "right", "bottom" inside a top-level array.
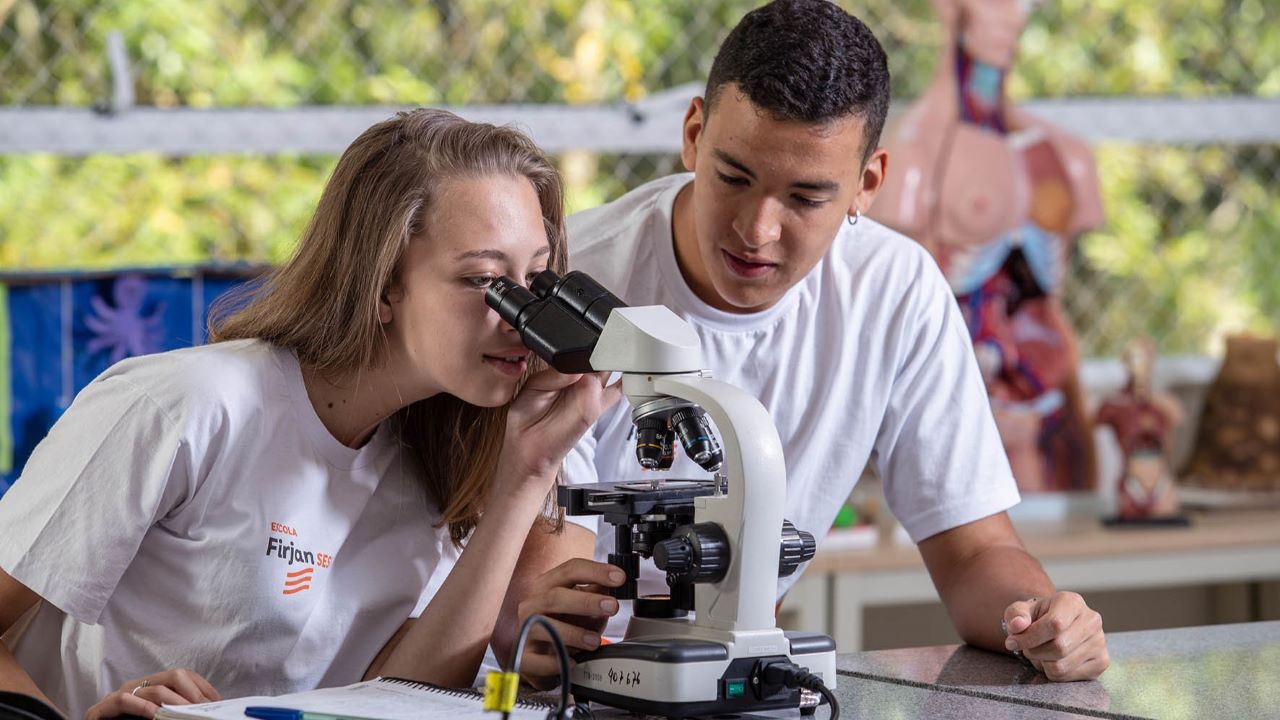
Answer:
[{"left": 778, "top": 508, "right": 1280, "bottom": 651}]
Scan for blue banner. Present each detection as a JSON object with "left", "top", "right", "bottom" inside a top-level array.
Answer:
[{"left": 0, "top": 268, "right": 258, "bottom": 495}]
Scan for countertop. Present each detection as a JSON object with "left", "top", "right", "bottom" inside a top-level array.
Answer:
[
  {"left": 559, "top": 621, "right": 1279, "bottom": 718},
  {"left": 835, "top": 621, "right": 1280, "bottom": 719}
]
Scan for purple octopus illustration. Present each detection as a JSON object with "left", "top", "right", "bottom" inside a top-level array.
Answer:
[{"left": 84, "top": 274, "right": 167, "bottom": 364}]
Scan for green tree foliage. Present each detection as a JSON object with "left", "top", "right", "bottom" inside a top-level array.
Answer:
[
  {"left": 1, "top": 0, "right": 1276, "bottom": 353},
  {"left": 1012, "top": 0, "right": 1280, "bottom": 353}
]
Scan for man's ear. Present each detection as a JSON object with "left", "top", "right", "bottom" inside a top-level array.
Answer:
[
  {"left": 850, "top": 146, "right": 889, "bottom": 219},
  {"left": 680, "top": 97, "right": 706, "bottom": 173}
]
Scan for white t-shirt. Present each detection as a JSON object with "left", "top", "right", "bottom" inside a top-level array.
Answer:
[
  {"left": 563, "top": 174, "right": 1020, "bottom": 636},
  {"left": 0, "top": 339, "right": 457, "bottom": 718}
]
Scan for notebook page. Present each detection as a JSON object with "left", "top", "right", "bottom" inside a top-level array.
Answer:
[{"left": 155, "top": 679, "right": 549, "bottom": 720}]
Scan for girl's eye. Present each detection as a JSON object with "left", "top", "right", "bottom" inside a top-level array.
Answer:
[
  {"left": 525, "top": 270, "right": 547, "bottom": 286},
  {"left": 466, "top": 275, "right": 496, "bottom": 289}
]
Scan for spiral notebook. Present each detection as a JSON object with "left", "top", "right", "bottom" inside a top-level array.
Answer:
[{"left": 154, "top": 677, "right": 552, "bottom": 720}]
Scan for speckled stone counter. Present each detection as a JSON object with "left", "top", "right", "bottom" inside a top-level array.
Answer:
[
  {"left": 582, "top": 671, "right": 1095, "bottom": 719},
  {"left": 836, "top": 621, "right": 1280, "bottom": 719},
  {"left": 823, "top": 672, "right": 1095, "bottom": 719}
]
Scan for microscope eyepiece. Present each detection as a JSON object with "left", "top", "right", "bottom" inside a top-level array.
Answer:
[
  {"left": 530, "top": 268, "right": 560, "bottom": 298},
  {"left": 528, "top": 269, "right": 626, "bottom": 332},
  {"left": 485, "top": 276, "right": 538, "bottom": 330}
]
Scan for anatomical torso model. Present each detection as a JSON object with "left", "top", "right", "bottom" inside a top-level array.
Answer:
[{"left": 872, "top": 0, "right": 1103, "bottom": 491}]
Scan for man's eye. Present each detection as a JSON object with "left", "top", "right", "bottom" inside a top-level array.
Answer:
[
  {"left": 466, "top": 275, "right": 496, "bottom": 289},
  {"left": 793, "top": 195, "right": 826, "bottom": 208},
  {"left": 716, "top": 171, "right": 749, "bottom": 186}
]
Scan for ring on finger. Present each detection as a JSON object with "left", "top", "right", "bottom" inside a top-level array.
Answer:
[{"left": 132, "top": 680, "right": 151, "bottom": 696}]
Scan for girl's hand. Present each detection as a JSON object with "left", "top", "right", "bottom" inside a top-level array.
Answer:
[
  {"left": 515, "top": 558, "right": 626, "bottom": 688},
  {"left": 85, "top": 669, "right": 220, "bottom": 720},
  {"left": 497, "top": 370, "right": 622, "bottom": 494}
]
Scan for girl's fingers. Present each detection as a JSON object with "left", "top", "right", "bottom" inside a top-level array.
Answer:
[
  {"left": 521, "top": 369, "right": 585, "bottom": 393},
  {"left": 138, "top": 685, "right": 188, "bottom": 708},
  {"left": 153, "top": 669, "right": 216, "bottom": 704}
]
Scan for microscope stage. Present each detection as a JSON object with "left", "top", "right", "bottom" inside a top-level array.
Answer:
[{"left": 558, "top": 479, "right": 723, "bottom": 519}]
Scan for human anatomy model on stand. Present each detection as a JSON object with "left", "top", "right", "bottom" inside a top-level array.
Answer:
[
  {"left": 871, "top": 0, "right": 1103, "bottom": 492},
  {"left": 1094, "top": 338, "right": 1188, "bottom": 525}
]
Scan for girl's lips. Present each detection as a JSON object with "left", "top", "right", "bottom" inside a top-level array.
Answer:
[
  {"left": 721, "top": 249, "right": 777, "bottom": 279},
  {"left": 483, "top": 355, "right": 528, "bottom": 377}
]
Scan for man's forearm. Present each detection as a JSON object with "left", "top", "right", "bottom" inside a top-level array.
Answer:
[
  {"left": 934, "top": 543, "right": 1055, "bottom": 651},
  {"left": 917, "top": 514, "right": 1108, "bottom": 680}
]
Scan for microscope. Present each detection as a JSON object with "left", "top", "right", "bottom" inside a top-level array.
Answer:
[{"left": 486, "top": 270, "right": 836, "bottom": 719}]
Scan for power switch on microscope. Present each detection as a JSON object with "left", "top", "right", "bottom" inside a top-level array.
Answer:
[{"left": 722, "top": 679, "right": 747, "bottom": 699}]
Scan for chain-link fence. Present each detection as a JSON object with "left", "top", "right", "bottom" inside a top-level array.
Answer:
[{"left": 2, "top": 0, "right": 1278, "bottom": 356}]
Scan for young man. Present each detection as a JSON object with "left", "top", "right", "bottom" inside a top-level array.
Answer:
[{"left": 500, "top": 0, "right": 1108, "bottom": 684}]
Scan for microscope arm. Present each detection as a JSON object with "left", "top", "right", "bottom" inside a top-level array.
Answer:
[
  {"left": 634, "top": 372, "right": 787, "bottom": 633},
  {"left": 586, "top": 303, "right": 787, "bottom": 632}
]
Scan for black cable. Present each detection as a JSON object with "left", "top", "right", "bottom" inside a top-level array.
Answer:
[
  {"left": 506, "top": 614, "right": 573, "bottom": 720},
  {"left": 759, "top": 662, "right": 840, "bottom": 720},
  {"left": 811, "top": 682, "right": 839, "bottom": 720}
]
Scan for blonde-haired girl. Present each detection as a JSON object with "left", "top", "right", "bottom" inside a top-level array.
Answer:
[{"left": 0, "top": 109, "right": 616, "bottom": 719}]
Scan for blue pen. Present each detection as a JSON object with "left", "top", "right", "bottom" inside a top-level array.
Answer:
[{"left": 245, "top": 707, "right": 383, "bottom": 720}]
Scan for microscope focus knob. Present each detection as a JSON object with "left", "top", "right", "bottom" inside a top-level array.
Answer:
[
  {"left": 778, "top": 520, "right": 818, "bottom": 578},
  {"left": 654, "top": 523, "right": 729, "bottom": 583},
  {"left": 653, "top": 537, "right": 693, "bottom": 573}
]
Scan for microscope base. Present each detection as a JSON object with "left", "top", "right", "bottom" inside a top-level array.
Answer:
[{"left": 570, "top": 631, "right": 835, "bottom": 719}]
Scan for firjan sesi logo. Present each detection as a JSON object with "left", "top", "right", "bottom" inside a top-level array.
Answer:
[
  {"left": 283, "top": 566, "right": 313, "bottom": 595},
  {"left": 266, "top": 522, "right": 332, "bottom": 595}
]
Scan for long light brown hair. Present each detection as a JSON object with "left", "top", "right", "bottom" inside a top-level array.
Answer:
[{"left": 210, "top": 108, "right": 567, "bottom": 545}]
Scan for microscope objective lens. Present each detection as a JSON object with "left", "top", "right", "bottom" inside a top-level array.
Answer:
[
  {"left": 671, "top": 407, "right": 724, "bottom": 472},
  {"left": 634, "top": 417, "right": 674, "bottom": 469}
]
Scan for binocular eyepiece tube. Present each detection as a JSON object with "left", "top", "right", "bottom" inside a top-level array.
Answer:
[
  {"left": 483, "top": 269, "right": 626, "bottom": 374},
  {"left": 486, "top": 269, "right": 725, "bottom": 474},
  {"left": 486, "top": 269, "right": 626, "bottom": 333}
]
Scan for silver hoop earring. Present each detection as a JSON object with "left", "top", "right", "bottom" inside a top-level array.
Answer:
[{"left": 847, "top": 209, "right": 861, "bottom": 226}]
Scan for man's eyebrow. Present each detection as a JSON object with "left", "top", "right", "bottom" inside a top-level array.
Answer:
[
  {"left": 713, "top": 149, "right": 756, "bottom": 179},
  {"left": 712, "top": 148, "right": 839, "bottom": 193},
  {"left": 792, "top": 179, "right": 840, "bottom": 192}
]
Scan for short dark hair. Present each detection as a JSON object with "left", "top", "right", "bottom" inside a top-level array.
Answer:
[{"left": 705, "top": 0, "right": 891, "bottom": 161}]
